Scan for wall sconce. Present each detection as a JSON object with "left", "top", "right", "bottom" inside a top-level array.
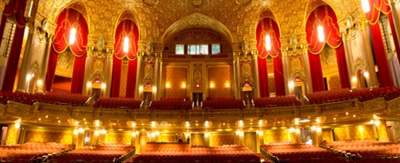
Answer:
[
  {"left": 225, "top": 82, "right": 230, "bottom": 88},
  {"left": 165, "top": 83, "right": 170, "bottom": 88},
  {"left": 181, "top": 83, "right": 186, "bottom": 89},
  {"left": 317, "top": 25, "right": 325, "bottom": 43},
  {"left": 69, "top": 27, "right": 77, "bottom": 45},
  {"left": 123, "top": 37, "right": 130, "bottom": 53},
  {"left": 288, "top": 81, "right": 295, "bottom": 89},
  {"left": 139, "top": 86, "right": 143, "bottom": 92},
  {"left": 94, "top": 130, "right": 99, "bottom": 137},
  {"left": 210, "top": 83, "right": 215, "bottom": 89}
]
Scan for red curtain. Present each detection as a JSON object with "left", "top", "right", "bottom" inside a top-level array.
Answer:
[
  {"left": 388, "top": 13, "right": 400, "bottom": 64},
  {"left": 71, "top": 55, "right": 87, "bottom": 94},
  {"left": 45, "top": 48, "right": 58, "bottom": 91},
  {"left": 126, "top": 59, "right": 138, "bottom": 98},
  {"left": 273, "top": 55, "right": 286, "bottom": 96},
  {"left": 257, "top": 57, "right": 269, "bottom": 97},
  {"left": 1, "top": 26, "right": 25, "bottom": 91},
  {"left": 365, "top": 0, "right": 391, "bottom": 24},
  {"left": 256, "top": 18, "right": 283, "bottom": 97},
  {"left": 336, "top": 44, "right": 351, "bottom": 88},
  {"left": 114, "top": 19, "right": 139, "bottom": 59},
  {"left": 306, "top": 5, "right": 342, "bottom": 54},
  {"left": 256, "top": 18, "right": 281, "bottom": 58},
  {"left": 1, "top": 0, "right": 28, "bottom": 91},
  {"left": 45, "top": 8, "right": 88, "bottom": 92},
  {"left": 306, "top": 5, "right": 346, "bottom": 92},
  {"left": 369, "top": 22, "right": 394, "bottom": 87},
  {"left": 308, "top": 52, "right": 325, "bottom": 92},
  {"left": 112, "top": 19, "right": 139, "bottom": 97},
  {"left": 0, "top": 14, "right": 7, "bottom": 46},
  {"left": 110, "top": 56, "right": 122, "bottom": 97}
]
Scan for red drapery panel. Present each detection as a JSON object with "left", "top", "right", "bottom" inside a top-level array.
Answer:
[
  {"left": 256, "top": 17, "right": 284, "bottom": 97},
  {"left": 112, "top": 19, "right": 139, "bottom": 97},
  {"left": 71, "top": 55, "right": 87, "bottom": 94},
  {"left": 114, "top": 19, "right": 139, "bottom": 59},
  {"left": 273, "top": 55, "right": 286, "bottom": 96},
  {"left": 369, "top": 22, "right": 394, "bottom": 87},
  {"left": 365, "top": 0, "right": 391, "bottom": 24},
  {"left": 257, "top": 57, "right": 269, "bottom": 97},
  {"left": 126, "top": 59, "right": 138, "bottom": 98},
  {"left": 2, "top": 26, "right": 25, "bottom": 91},
  {"left": 335, "top": 44, "right": 351, "bottom": 89},
  {"left": 110, "top": 56, "right": 122, "bottom": 97},
  {"left": 45, "top": 48, "right": 59, "bottom": 91},
  {"left": 308, "top": 51, "right": 325, "bottom": 92},
  {"left": 1, "top": 0, "right": 28, "bottom": 91},
  {"left": 388, "top": 13, "right": 400, "bottom": 64},
  {"left": 256, "top": 18, "right": 281, "bottom": 58},
  {"left": 45, "top": 8, "right": 88, "bottom": 92},
  {"left": 306, "top": 5, "right": 342, "bottom": 54},
  {"left": 0, "top": 14, "right": 7, "bottom": 46}
]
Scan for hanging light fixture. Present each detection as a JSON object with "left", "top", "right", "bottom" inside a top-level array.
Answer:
[
  {"left": 317, "top": 25, "right": 325, "bottom": 43},
  {"left": 265, "top": 35, "right": 272, "bottom": 51},
  {"left": 361, "top": 0, "right": 370, "bottom": 13},
  {"left": 123, "top": 36, "right": 130, "bottom": 53},
  {"left": 69, "top": 27, "right": 77, "bottom": 45}
]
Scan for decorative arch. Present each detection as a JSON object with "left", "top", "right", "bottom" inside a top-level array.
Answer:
[
  {"left": 110, "top": 11, "right": 140, "bottom": 98},
  {"left": 161, "top": 13, "right": 233, "bottom": 43},
  {"left": 305, "top": 4, "right": 350, "bottom": 92},
  {"left": 255, "top": 8, "right": 286, "bottom": 97},
  {"left": 45, "top": 7, "right": 89, "bottom": 94}
]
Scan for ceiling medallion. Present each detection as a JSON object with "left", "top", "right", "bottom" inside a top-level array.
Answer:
[
  {"left": 236, "top": 0, "right": 252, "bottom": 5},
  {"left": 143, "top": 0, "right": 159, "bottom": 6},
  {"left": 191, "top": 0, "right": 204, "bottom": 8}
]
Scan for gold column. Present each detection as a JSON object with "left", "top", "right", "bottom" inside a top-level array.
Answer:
[
  {"left": 390, "top": 1, "right": 400, "bottom": 51},
  {"left": 282, "top": 52, "right": 290, "bottom": 95},
  {"left": 360, "top": 22, "right": 380, "bottom": 88},
  {"left": 302, "top": 48, "right": 313, "bottom": 93},
  {"left": 104, "top": 50, "right": 113, "bottom": 97},
  {"left": 82, "top": 46, "right": 94, "bottom": 96},
  {"left": 5, "top": 123, "right": 20, "bottom": 145},
  {"left": 16, "top": 27, "right": 35, "bottom": 92},
  {"left": 134, "top": 53, "right": 143, "bottom": 100},
  {"left": 252, "top": 51, "right": 260, "bottom": 98},
  {"left": 233, "top": 52, "right": 241, "bottom": 99},
  {"left": 154, "top": 53, "right": 161, "bottom": 100}
]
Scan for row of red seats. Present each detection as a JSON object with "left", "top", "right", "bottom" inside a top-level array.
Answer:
[
  {"left": 48, "top": 144, "right": 135, "bottom": 163},
  {"left": 322, "top": 140, "right": 400, "bottom": 159},
  {"left": 0, "top": 142, "right": 73, "bottom": 162},
  {"left": 135, "top": 145, "right": 260, "bottom": 163},
  {"left": 206, "top": 96, "right": 235, "bottom": 101},
  {"left": 93, "top": 97, "right": 142, "bottom": 109},
  {"left": 253, "top": 96, "right": 302, "bottom": 107},
  {"left": 161, "top": 96, "right": 189, "bottom": 101},
  {"left": 0, "top": 91, "right": 89, "bottom": 106},
  {"left": 202, "top": 99, "right": 245, "bottom": 109},
  {"left": 306, "top": 87, "right": 400, "bottom": 104},
  {"left": 149, "top": 100, "right": 193, "bottom": 110},
  {"left": 260, "top": 143, "right": 346, "bottom": 163}
]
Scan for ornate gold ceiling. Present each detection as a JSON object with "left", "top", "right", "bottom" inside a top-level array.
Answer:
[{"left": 36, "top": 0, "right": 362, "bottom": 47}]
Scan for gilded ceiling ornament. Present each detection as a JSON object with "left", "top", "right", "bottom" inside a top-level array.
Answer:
[
  {"left": 191, "top": 0, "right": 204, "bottom": 8},
  {"left": 143, "top": 0, "right": 159, "bottom": 6},
  {"left": 236, "top": 0, "right": 252, "bottom": 5}
]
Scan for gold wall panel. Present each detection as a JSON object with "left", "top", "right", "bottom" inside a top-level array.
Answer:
[
  {"left": 208, "top": 66, "right": 231, "bottom": 98},
  {"left": 120, "top": 61, "right": 128, "bottom": 97},
  {"left": 165, "top": 66, "right": 187, "bottom": 97},
  {"left": 191, "top": 133, "right": 205, "bottom": 146},
  {"left": 105, "top": 132, "right": 131, "bottom": 145},
  {"left": 24, "top": 130, "right": 73, "bottom": 144},
  {"left": 210, "top": 133, "right": 234, "bottom": 146},
  {"left": 263, "top": 130, "right": 290, "bottom": 143}
]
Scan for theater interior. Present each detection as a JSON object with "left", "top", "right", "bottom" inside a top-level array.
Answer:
[{"left": 1, "top": 0, "right": 400, "bottom": 162}]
